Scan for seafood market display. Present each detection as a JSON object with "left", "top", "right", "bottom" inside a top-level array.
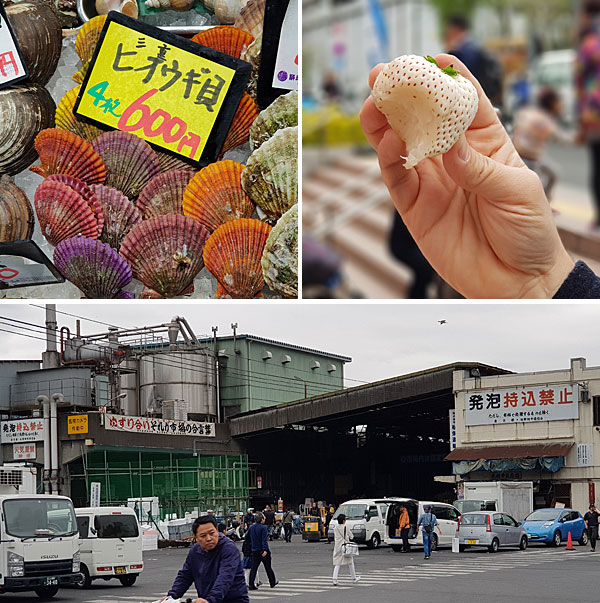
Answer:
[{"left": 2, "top": 2, "right": 298, "bottom": 299}]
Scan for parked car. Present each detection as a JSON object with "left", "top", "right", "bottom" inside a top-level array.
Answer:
[
  {"left": 522, "top": 508, "right": 588, "bottom": 547},
  {"left": 456, "top": 511, "right": 528, "bottom": 553}
]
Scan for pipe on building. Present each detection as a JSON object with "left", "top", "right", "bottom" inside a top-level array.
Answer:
[
  {"left": 50, "top": 393, "right": 64, "bottom": 494},
  {"left": 46, "top": 305, "right": 57, "bottom": 352},
  {"left": 37, "top": 395, "right": 51, "bottom": 494}
]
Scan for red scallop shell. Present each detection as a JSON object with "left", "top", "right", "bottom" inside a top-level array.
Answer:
[
  {"left": 183, "top": 160, "right": 254, "bottom": 232},
  {"left": 191, "top": 26, "right": 254, "bottom": 59},
  {"left": 203, "top": 218, "right": 272, "bottom": 298},
  {"left": 34, "top": 180, "right": 99, "bottom": 247},
  {"left": 120, "top": 214, "right": 210, "bottom": 298},
  {"left": 30, "top": 128, "right": 107, "bottom": 184},
  {"left": 221, "top": 93, "right": 259, "bottom": 156},
  {"left": 136, "top": 169, "right": 196, "bottom": 220}
]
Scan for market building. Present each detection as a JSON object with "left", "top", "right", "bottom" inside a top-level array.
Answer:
[{"left": 448, "top": 357, "right": 600, "bottom": 512}]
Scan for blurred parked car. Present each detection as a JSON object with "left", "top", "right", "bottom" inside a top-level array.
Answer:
[
  {"left": 456, "top": 511, "right": 528, "bottom": 553},
  {"left": 529, "top": 49, "right": 576, "bottom": 126},
  {"left": 522, "top": 508, "right": 588, "bottom": 547}
]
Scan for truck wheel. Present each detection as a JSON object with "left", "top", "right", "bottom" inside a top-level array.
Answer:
[
  {"left": 367, "top": 532, "right": 381, "bottom": 549},
  {"left": 488, "top": 538, "right": 499, "bottom": 553},
  {"left": 553, "top": 531, "right": 561, "bottom": 547},
  {"left": 76, "top": 565, "right": 92, "bottom": 589},
  {"left": 34, "top": 586, "right": 59, "bottom": 599},
  {"left": 119, "top": 575, "right": 137, "bottom": 587},
  {"left": 579, "top": 531, "right": 589, "bottom": 546}
]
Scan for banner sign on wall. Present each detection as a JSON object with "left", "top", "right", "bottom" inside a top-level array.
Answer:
[
  {"left": 13, "top": 443, "right": 36, "bottom": 460},
  {"left": 105, "top": 414, "right": 215, "bottom": 437},
  {"left": 1, "top": 419, "right": 44, "bottom": 444},
  {"left": 464, "top": 384, "right": 579, "bottom": 426}
]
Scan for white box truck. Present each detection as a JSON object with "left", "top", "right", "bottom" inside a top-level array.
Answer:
[{"left": 455, "top": 481, "right": 534, "bottom": 522}]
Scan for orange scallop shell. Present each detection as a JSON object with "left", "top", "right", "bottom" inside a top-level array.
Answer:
[
  {"left": 75, "top": 16, "right": 107, "bottom": 65},
  {"left": 203, "top": 218, "right": 272, "bottom": 298},
  {"left": 34, "top": 180, "right": 99, "bottom": 247},
  {"left": 30, "top": 129, "right": 107, "bottom": 184},
  {"left": 215, "top": 282, "right": 263, "bottom": 298},
  {"left": 191, "top": 26, "right": 254, "bottom": 59},
  {"left": 120, "top": 214, "right": 210, "bottom": 298},
  {"left": 55, "top": 86, "right": 104, "bottom": 142},
  {"left": 183, "top": 160, "right": 254, "bottom": 232},
  {"left": 221, "top": 92, "right": 259, "bottom": 156}
]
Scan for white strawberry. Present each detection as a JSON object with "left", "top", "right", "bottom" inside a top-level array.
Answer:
[{"left": 372, "top": 55, "right": 478, "bottom": 169}]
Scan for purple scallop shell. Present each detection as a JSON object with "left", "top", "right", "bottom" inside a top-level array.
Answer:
[
  {"left": 91, "top": 131, "right": 161, "bottom": 200},
  {"left": 53, "top": 236, "right": 132, "bottom": 299},
  {"left": 114, "top": 289, "right": 134, "bottom": 299},
  {"left": 90, "top": 184, "right": 141, "bottom": 250}
]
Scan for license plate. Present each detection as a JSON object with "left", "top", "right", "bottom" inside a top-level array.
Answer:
[
  {"left": 467, "top": 539, "right": 478, "bottom": 544},
  {"left": 44, "top": 577, "right": 58, "bottom": 586},
  {"left": 115, "top": 566, "right": 127, "bottom": 575}
]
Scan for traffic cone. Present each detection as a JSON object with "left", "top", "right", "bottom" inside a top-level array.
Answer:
[{"left": 567, "top": 532, "right": 574, "bottom": 550}]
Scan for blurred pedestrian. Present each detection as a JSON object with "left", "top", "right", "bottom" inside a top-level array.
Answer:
[
  {"left": 247, "top": 513, "right": 278, "bottom": 591},
  {"left": 398, "top": 504, "right": 411, "bottom": 553},
  {"left": 282, "top": 508, "right": 294, "bottom": 543},
  {"left": 323, "top": 71, "right": 343, "bottom": 103},
  {"left": 218, "top": 522, "right": 227, "bottom": 535},
  {"left": 444, "top": 14, "right": 503, "bottom": 108},
  {"left": 264, "top": 505, "right": 275, "bottom": 541},
  {"left": 417, "top": 505, "right": 441, "bottom": 560},
  {"left": 242, "top": 528, "right": 263, "bottom": 588},
  {"left": 332, "top": 514, "right": 360, "bottom": 586},
  {"left": 243, "top": 508, "right": 255, "bottom": 531},
  {"left": 513, "top": 87, "right": 573, "bottom": 199},
  {"left": 584, "top": 503, "right": 600, "bottom": 551},
  {"left": 576, "top": 0, "right": 600, "bottom": 227}
]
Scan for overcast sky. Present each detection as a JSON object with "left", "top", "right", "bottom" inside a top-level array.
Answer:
[{"left": 0, "top": 302, "right": 598, "bottom": 386}]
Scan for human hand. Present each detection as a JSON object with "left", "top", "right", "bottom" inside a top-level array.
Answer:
[
  {"left": 360, "top": 53, "right": 574, "bottom": 298},
  {"left": 193, "top": 598, "right": 209, "bottom": 603},
  {"left": 262, "top": 551, "right": 267, "bottom": 557}
]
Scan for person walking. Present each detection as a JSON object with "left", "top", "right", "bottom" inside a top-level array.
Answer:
[
  {"left": 282, "top": 508, "right": 294, "bottom": 543},
  {"left": 332, "top": 514, "right": 360, "bottom": 586},
  {"left": 584, "top": 503, "right": 600, "bottom": 551},
  {"left": 241, "top": 528, "right": 262, "bottom": 588},
  {"left": 417, "top": 505, "right": 441, "bottom": 560},
  {"left": 243, "top": 508, "right": 255, "bottom": 531},
  {"left": 264, "top": 505, "right": 275, "bottom": 541},
  {"left": 247, "top": 513, "right": 278, "bottom": 591},
  {"left": 398, "top": 504, "right": 411, "bottom": 553}
]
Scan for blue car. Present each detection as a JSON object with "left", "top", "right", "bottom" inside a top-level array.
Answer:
[{"left": 522, "top": 508, "right": 588, "bottom": 547}]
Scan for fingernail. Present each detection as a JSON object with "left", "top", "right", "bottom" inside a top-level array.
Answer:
[{"left": 456, "top": 136, "right": 470, "bottom": 162}]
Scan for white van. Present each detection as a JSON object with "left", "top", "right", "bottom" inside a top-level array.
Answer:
[
  {"left": 383, "top": 499, "right": 461, "bottom": 551},
  {"left": 328, "top": 498, "right": 403, "bottom": 549},
  {"left": 75, "top": 506, "right": 143, "bottom": 588}
]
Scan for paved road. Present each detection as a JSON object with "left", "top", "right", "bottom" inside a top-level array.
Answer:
[{"left": 8, "top": 538, "right": 600, "bottom": 603}]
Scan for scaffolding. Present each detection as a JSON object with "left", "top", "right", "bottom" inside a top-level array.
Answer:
[{"left": 68, "top": 447, "right": 250, "bottom": 518}]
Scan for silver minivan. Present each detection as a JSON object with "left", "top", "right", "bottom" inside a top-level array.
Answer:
[{"left": 456, "top": 511, "right": 528, "bottom": 553}]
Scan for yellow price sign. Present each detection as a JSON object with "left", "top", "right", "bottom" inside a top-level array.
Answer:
[
  {"left": 74, "top": 13, "right": 251, "bottom": 165},
  {"left": 68, "top": 414, "right": 89, "bottom": 435}
]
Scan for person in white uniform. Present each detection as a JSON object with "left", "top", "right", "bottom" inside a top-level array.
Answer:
[{"left": 332, "top": 514, "right": 361, "bottom": 586}]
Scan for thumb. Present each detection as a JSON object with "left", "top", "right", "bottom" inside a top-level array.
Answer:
[{"left": 443, "top": 136, "right": 524, "bottom": 200}]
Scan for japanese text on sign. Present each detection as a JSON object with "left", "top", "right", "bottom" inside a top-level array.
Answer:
[
  {"left": 272, "top": 0, "right": 298, "bottom": 91},
  {"left": 76, "top": 21, "right": 235, "bottom": 162},
  {"left": 0, "top": 7, "right": 26, "bottom": 89},
  {"left": 1, "top": 419, "right": 44, "bottom": 443},
  {"left": 68, "top": 414, "right": 89, "bottom": 435},
  {"left": 105, "top": 414, "right": 215, "bottom": 437},
  {"left": 13, "top": 443, "right": 36, "bottom": 460},
  {"left": 464, "top": 384, "right": 579, "bottom": 426}
]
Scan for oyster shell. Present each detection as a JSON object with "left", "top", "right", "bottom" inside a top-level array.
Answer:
[
  {"left": 261, "top": 203, "right": 297, "bottom": 298},
  {"left": 31, "top": 128, "right": 107, "bottom": 184},
  {"left": 241, "top": 126, "right": 297, "bottom": 223},
  {"left": 53, "top": 236, "right": 132, "bottom": 299},
  {"left": 214, "top": 0, "right": 248, "bottom": 24},
  {"left": 191, "top": 26, "right": 254, "bottom": 58},
  {"left": 240, "top": 35, "right": 262, "bottom": 104},
  {"left": 75, "top": 15, "right": 107, "bottom": 65},
  {"left": 137, "top": 169, "right": 196, "bottom": 220},
  {"left": 250, "top": 91, "right": 298, "bottom": 151},
  {"left": 4, "top": 0, "right": 62, "bottom": 86},
  {"left": 221, "top": 92, "right": 259, "bottom": 156},
  {"left": 34, "top": 179, "right": 100, "bottom": 247},
  {"left": 183, "top": 160, "right": 254, "bottom": 232},
  {"left": 233, "top": 0, "right": 264, "bottom": 39},
  {"left": 203, "top": 217, "right": 271, "bottom": 298},
  {"left": 0, "top": 175, "right": 34, "bottom": 242},
  {"left": 91, "top": 130, "right": 161, "bottom": 200},
  {"left": 0, "top": 85, "right": 55, "bottom": 176},
  {"left": 89, "top": 184, "right": 141, "bottom": 249},
  {"left": 120, "top": 214, "right": 210, "bottom": 298},
  {"left": 56, "top": 86, "right": 104, "bottom": 142}
]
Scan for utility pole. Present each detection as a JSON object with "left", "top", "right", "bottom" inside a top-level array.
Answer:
[{"left": 212, "top": 326, "right": 220, "bottom": 423}]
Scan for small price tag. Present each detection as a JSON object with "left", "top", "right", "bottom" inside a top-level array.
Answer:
[
  {"left": 0, "top": 240, "right": 64, "bottom": 289},
  {"left": 0, "top": 4, "right": 28, "bottom": 89}
]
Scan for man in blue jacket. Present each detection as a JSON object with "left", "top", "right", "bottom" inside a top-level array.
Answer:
[
  {"left": 247, "top": 512, "right": 278, "bottom": 591},
  {"left": 164, "top": 515, "right": 249, "bottom": 603}
]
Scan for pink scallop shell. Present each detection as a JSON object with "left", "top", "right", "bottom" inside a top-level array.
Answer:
[{"left": 136, "top": 169, "right": 196, "bottom": 220}]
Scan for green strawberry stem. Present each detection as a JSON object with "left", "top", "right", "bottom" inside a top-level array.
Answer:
[{"left": 425, "top": 55, "right": 460, "bottom": 77}]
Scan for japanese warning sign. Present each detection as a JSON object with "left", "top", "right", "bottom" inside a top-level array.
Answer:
[
  {"left": 74, "top": 13, "right": 251, "bottom": 165},
  {"left": 0, "top": 4, "right": 28, "bottom": 89}
]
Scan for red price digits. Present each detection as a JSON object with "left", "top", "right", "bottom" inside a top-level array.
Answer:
[
  {"left": 117, "top": 89, "right": 202, "bottom": 160},
  {"left": 0, "top": 268, "right": 18, "bottom": 279}
]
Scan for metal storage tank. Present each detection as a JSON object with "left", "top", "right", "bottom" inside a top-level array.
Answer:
[
  {"left": 139, "top": 351, "right": 215, "bottom": 419},
  {"left": 120, "top": 358, "right": 139, "bottom": 416}
]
